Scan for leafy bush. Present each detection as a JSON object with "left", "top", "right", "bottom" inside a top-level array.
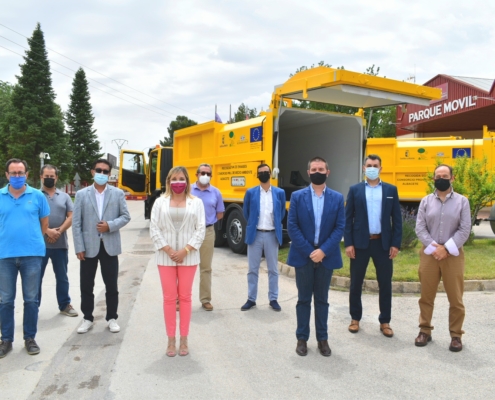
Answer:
[{"left": 401, "top": 207, "right": 418, "bottom": 249}]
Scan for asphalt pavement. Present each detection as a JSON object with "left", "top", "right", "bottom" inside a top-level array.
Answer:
[{"left": 1, "top": 200, "right": 494, "bottom": 400}]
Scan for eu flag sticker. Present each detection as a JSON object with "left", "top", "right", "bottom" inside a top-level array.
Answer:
[
  {"left": 250, "top": 126, "right": 262, "bottom": 142},
  {"left": 452, "top": 148, "right": 471, "bottom": 158}
]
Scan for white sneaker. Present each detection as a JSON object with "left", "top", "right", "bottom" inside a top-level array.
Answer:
[
  {"left": 77, "top": 319, "right": 93, "bottom": 334},
  {"left": 108, "top": 319, "right": 120, "bottom": 333}
]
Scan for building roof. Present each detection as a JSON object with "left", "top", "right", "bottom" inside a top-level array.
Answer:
[{"left": 450, "top": 76, "right": 494, "bottom": 93}]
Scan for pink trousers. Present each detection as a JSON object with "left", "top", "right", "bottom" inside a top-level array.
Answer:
[{"left": 158, "top": 265, "right": 197, "bottom": 336}]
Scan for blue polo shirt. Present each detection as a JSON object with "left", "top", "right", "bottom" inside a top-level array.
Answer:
[{"left": 0, "top": 184, "right": 50, "bottom": 258}]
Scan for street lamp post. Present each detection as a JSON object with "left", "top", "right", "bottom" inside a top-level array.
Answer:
[{"left": 39, "top": 152, "right": 50, "bottom": 187}]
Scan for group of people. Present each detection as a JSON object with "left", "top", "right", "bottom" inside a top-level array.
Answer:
[
  {"left": 0, "top": 153, "right": 471, "bottom": 360},
  {"left": 0, "top": 158, "right": 131, "bottom": 359}
]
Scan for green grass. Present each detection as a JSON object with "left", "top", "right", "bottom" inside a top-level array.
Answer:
[{"left": 278, "top": 239, "right": 495, "bottom": 281}]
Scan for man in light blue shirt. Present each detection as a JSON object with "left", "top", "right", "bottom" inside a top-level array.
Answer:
[
  {"left": 0, "top": 159, "right": 50, "bottom": 359},
  {"left": 344, "top": 154, "right": 402, "bottom": 338}
]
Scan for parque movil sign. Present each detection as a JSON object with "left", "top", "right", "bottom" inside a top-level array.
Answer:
[{"left": 408, "top": 95, "right": 477, "bottom": 123}]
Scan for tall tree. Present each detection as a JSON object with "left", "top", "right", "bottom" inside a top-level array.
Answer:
[
  {"left": 66, "top": 67, "right": 102, "bottom": 183},
  {"left": 232, "top": 103, "right": 257, "bottom": 122},
  {"left": 0, "top": 81, "right": 14, "bottom": 187},
  {"left": 2, "top": 23, "right": 72, "bottom": 186},
  {"left": 161, "top": 115, "right": 197, "bottom": 146}
]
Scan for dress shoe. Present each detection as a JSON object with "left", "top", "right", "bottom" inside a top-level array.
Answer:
[
  {"left": 269, "top": 300, "right": 281, "bottom": 312},
  {"left": 348, "top": 320, "right": 359, "bottom": 333},
  {"left": 202, "top": 302, "right": 213, "bottom": 311},
  {"left": 241, "top": 300, "right": 256, "bottom": 311},
  {"left": 0, "top": 340, "right": 13, "bottom": 359},
  {"left": 415, "top": 331, "right": 432, "bottom": 347},
  {"left": 317, "top": 340, "right": 332, "bottom": 357},
  {"left": 296, "top": 340, "right": 308, "bottom": 356},
  {"left": 25, "top": 338, "right": 40, "bottom": 355},
  {"left": 380, "top": 323, "right": 394, "bottom": 338},
  {"left": 449, "top": 337, "right": 462, "bottom": 352}
]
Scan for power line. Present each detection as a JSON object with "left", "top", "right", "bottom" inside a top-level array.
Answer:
[
  {"left": 0, "top": 35, "right": 186, "bottom": 119},
  {"left": 0, "top": 44, "right": 178, "bottom": 118},
  {"left": 0, "top": 23, "right": 209, "bottom": 121}
]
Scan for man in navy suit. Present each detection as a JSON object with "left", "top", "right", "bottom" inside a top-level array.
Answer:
[
  {"left": 241, "top": 164, "right": 286, "bottom": 312},
  {"left": 287, "top": 157, "right": 345, "bottom": 357},
  {"left": 344, "top": 154, "right": 401, "bottom": 338}
]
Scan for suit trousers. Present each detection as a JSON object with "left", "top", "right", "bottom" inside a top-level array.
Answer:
[
  {"left": 418, "top": 247, "right": 465, "bottom": 337},
  {"left": 295, "top": 261, "right": 333, "bottom": 341},
  {"left": 247, "top": 230, "right": 279, "bottom": 301},
  {"left": 80, "top": 242, "right": 119, "bottom": 322},
  {"left": 199, "top": 226, "right": 215, "bottom": 304},
  {"left": 349, "top": 239, "right": 393, "bottom": 324}
]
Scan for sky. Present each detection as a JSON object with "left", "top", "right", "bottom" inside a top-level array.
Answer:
[{"left": 1, "top": 0, "right": 494, "bottom": 161}]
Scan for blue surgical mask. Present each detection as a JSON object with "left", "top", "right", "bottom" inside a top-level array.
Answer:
[
  {"left": 94, "top": 173, "right": 108, "bottom": 185},
  {"left": 365, "top": 167, "right": 380, "bottom": 180},
  {"left": 10, "top": 176, "right": 26, "bottom": 190}
]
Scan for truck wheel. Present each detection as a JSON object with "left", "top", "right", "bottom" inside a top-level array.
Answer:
[
  {"left": 226, "top": 209, "right": 247, "bottom": 254},
  {"left": 490, "top": 204, "right": 495, "bottom": 235},
  {"left": 214, "top": 228, "right": 227, "bottom": 247}
]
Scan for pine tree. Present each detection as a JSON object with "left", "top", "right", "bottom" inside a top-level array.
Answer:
[
  {"left": 66, "top": 67, "right": 102, "bottom": 183},
  {"left": 3, "top": 23, "right": 72, "bottom": 186}
]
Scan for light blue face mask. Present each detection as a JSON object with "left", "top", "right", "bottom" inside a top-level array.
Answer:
[
  {"left": 94, "top": 173, "right": 108, "bottom": 185},
  {"left": 365, "top": 167, "right": 380, "bottom": 180}
]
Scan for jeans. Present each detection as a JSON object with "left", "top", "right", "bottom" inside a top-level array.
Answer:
[
  {"left": 247, "top": 231, "right": 279, "bottom": 301},
  {"left": 80, "top": 242, "right": 119, "bottom": 322},
  {"left": 295, "top": 260, "right": 333, "bottom": 341},
  {"left": 39, "top": 248, "right": 71, "bottom": 310},
  {"left": 0, "top": 256, "right": 43, "bottom": 342}
]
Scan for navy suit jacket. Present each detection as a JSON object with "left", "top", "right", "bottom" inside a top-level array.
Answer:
[
  {"left": 344, "top": 181, "right": 402, "bottom": 251},
  {"left": 243, "top": 185, "right": 286, "bottom": 245},
  {"left": 287, "top": 186, "right": 345, "bottom": 270}
]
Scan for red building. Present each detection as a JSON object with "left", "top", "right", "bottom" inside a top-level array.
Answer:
[{"left": 396, "top": 75, "right": 495, "bottom": 138}]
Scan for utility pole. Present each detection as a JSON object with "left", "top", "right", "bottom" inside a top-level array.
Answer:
[{"left": 112, "top": 139, "right": 128, "bottom": 167}]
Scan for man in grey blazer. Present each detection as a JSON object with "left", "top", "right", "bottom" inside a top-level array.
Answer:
[{"left": 72, "top": 159, "right": 131, "bottom": 334}]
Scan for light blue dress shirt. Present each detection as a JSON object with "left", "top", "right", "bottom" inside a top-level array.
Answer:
[
  {"left": 365, "top": 181, "right": 382, "bottom": 235},
  {"left": 310, "top": 185, "right": 325, "bottom": 245}
]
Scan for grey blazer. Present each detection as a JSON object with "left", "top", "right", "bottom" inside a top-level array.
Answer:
[{"left": 72, "top": 184, "right": 131, "bottom": 258}]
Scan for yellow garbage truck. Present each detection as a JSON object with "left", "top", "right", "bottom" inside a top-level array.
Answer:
[{"left": 118, "top": 66, "right": 440, "bottom": 253}]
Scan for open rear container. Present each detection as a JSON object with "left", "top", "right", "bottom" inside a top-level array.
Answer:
[{"left": 272, "top": 67, "right": 441, "bottom": 200}]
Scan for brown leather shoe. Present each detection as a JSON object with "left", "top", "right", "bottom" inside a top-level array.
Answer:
[
  {"left": 296, "top": 340, "right": 307, "bottom": 356},
  {"left": 380, "top": 323, "right": 394, "bottom": 338},
  {"left": 449, "top": 337, "right": 462, "bottom": 352},
  {"left": 415, "top": 332, "right": 432, "bottom": 347},
  {"left": 202, "top": 302, "right": 213, "bottom": 311},
  {"left": 348, "top": 320, "right": 360, "bottom": 333},
  {"left": 317, "top": 340, "right": 331, "bottom": 357}
]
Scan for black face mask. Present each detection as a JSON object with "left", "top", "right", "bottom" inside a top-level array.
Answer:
[
  {"left": 310, "top": 172, "right": 327, "bottom": 185},
  {"left": 43, "top": 178, "right": 56, "bottom": 188},
  {"left": 258, "top": 171, "right": 270, "bottom": 183},
  {"left": 434, "top": 178, "right": 451, "bottom": 192}
]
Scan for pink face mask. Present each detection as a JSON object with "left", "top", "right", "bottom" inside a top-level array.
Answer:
[{"left": 170, "top": 181, "right": 187, "bottom": 194}]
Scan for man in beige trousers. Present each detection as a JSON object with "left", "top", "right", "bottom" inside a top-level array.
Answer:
[{"left": 191, "top": 163, "right": 225, "bottom": 311}]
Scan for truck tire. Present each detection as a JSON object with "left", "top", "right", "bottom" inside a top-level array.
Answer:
[
  {"left": 226, "top": 209, "right": 247, "bottom": 254},
  {"left": 214, "top": 228, "right": 227, "bottom": 247},
  {"left": 490, "top": 204, "right": 495, "bottom": 235}
]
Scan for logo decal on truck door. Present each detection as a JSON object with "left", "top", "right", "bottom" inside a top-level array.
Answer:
[{"left": 250, "top": 127, "right": 262, "bottom": 142}]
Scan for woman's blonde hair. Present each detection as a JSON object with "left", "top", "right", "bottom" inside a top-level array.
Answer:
[{"left": 164, "top": 166, "right": 193, "bottom": 198}]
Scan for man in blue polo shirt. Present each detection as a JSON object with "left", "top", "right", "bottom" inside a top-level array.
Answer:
[
  {"left": 0, "top": 159, "right": 50, "bottom": 359},
  {"left": 191, "top": 163, "right": 225, "bottom": 311}
]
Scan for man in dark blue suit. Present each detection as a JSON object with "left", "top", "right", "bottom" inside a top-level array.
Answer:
[
  {"left": 344, "top": 154, "right": 402, "bottom": 338},
  {"left": 287, "top": 157, "right": 345, "bottom": 357},
  {"left": 242, "top": 164, "right": 286, "bottom": 311}
]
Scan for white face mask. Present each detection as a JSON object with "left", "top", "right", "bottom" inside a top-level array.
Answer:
[{"left": 199, "top": 175, "right": 211, "bottom": 185}]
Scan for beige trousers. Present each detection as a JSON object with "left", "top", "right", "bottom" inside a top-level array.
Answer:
[
  {"left": 418, "top": 246, "right": 465, "bottom": 338},
  {"left": 199, "top": 226, "right": 215, "bottom": 304}
]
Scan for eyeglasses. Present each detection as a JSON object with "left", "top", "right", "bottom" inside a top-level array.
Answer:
[
  {"left": 8, "top": 172, "right": 26, "bottom": 177},
  {"left": 199, "top": 171, "right": 212, "bottom": 176},
  {"left": 95, "top": 168, "right": 110, "bottom": 175}
]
